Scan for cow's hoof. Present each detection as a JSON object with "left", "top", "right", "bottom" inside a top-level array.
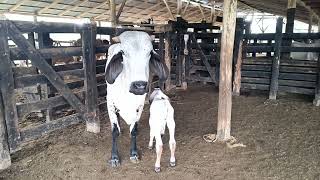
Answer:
[
  {"left": 154, "top": 167, "right": 161, "bottom": 173},
  {"left": 147, "top": 145, "right": 153, "bottom": 150},
  {"left": 110, "top": 159, "right": 120, "bottom": 167},
  {"left": 130, "top": 155, "right": 139, "bottom": 163},
  {"left": 169, "top": 161, "right": 176, "bottom": 167}
]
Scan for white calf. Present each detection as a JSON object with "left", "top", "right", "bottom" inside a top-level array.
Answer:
[{"left": 148, "top": 88, "right": 176, "bottom": 173}]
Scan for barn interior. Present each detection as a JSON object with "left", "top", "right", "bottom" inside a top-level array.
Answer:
[{"left": 0, "top": 0, "right": 319, "bottom": 179}]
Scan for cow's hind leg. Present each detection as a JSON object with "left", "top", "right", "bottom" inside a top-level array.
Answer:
[
  {"left": 130, "top": 122, "right": 139, "bottom": 163},
  {"left": 111, "top": 123, "right": 120, "bottom": 167}
]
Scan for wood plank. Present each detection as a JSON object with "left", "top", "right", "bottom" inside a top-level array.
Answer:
[
  {"left": 10, "top": 45, "right": 109, "bottom": 60},
  {"left": 279, "top": 72, "right": 317, "bottom": 81},
  {"left": 0, "top": 92, "right": 11, "bottom": 170},
  {"left": 82, "top": 22, "right": 100, "bottom": 133},
  {"left": 16, "top": 91, "right": 84, "bottom": 119},
  {"left": 0, "top": 21, "right": 21, "bottom": 152},
  {"left": 191, "top": 35, "right": 216, "bottom": 84},
  {"left": 217, "top": 0, "right": 237, "bottom": 141},
  {"left": 278, "top": 86, "right": 314, "bottom": 95},
  {"left": 20, "top": 114, "right": 83, "bottom": 142},
  {"left": 7, "top": 20, "right": 86, "bottom": 115},
  {"left": 15, "top": 69, "right": 85, "bottom": 89},
  {"left": 241, "top": 83, "right": 270, "bottom": 91},
  {"left": 269, "top": 18, "right": 283, "bottom": 100}
]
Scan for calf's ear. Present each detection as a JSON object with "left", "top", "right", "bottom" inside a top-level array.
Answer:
[
  {"left": 150, "top": 50, "right": 169, "bottom": 81},
  {"left": 105, "top": 51, "right": 123, "bottom": 84}
]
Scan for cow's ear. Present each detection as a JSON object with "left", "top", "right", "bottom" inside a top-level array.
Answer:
[
  {"left": 105, "top": 51, "right": 123, "bottom": 84},
  {"left": 150, "top": 50, "right": 169, "bottom": 81}
]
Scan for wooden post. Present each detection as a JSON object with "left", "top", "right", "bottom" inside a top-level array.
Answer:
[
  {"left": 269, "top": 18, "right": 283, "bottom": 100},
  {"left": 82, "top": 22, "right": 100, "bottom": 133},
  {"left": 164, "top": 32, "right": 172, "bottom": 91},
  {"left": 110, "top": 0, "right": 116, "bottom": 27},
  {"left": 181, "top": 34, "right": 189, "bottom": 90},
  {"left": 159, "top": 33, "right": 165, "bottom": 89},
  {"left": 313, "top": 56, "right": 320, "bottom": 106},
  {"left": 232, "top": 18, "right": 244, "bottom": 96},
  {"left": 283, "top": 0, "right": 296, "bottom": 59},
  {"left": 0, "top": 21, "right": 20, "bottom": 151},
  {"left": 252, "top": 38, "right": 257, "bottom": 57},
  {"left": 217, "top": 0, "right": 237, "bottom": 141},
  {"left": 267, "top": 40, "right": 272, "bottom": 57},
  {"left": 308, "top": 13, "right": 313, "bottom": 33},
  {"left": 243, "top": 21, "right": 251, "bottom": 58},
  {"left": 0, "top": 92, "right": 11, "bottom": 170},
  {"left": 177, "top": 0, "right": 182, "bottom": 17},
  {"left": 38, "top": 32, "right": 53, "bottom": 122}
]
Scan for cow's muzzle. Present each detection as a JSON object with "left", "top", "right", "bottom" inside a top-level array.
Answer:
[{"left": 129, "top": 81, "right": 148, "bottom": 95}]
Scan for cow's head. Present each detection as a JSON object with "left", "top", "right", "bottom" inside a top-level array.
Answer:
[{"left": 105, "top": 31, "right": 168, "bottom": 95}]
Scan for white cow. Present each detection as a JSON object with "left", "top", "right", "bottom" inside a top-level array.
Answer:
[
  {"left": 105, "top": 31, "right": 168, "bottom": 167},
  {"left": 148, "top": 88, "right": 176, "bottom": 173},
  {"left": 290, "top": 40, "right": 320, "bottom": 61}
]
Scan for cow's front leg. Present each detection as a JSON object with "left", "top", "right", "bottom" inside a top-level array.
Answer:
[
  {"left": 111, "top": 123, "right": 120, "bottom": 167},
  {"left": 130, "top": 122, "right": 139, "bottom": 163}
]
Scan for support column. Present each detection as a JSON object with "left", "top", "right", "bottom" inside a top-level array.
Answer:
[
  {"left": 165, "top": 32, "right": 172, "bottom": 91},
  {"left": 177, "top": 0, "right": 182, "bottom": 17},
  {"left": 314, "top": 56, "right": 320, "bottom": 106},
  {"left": 283, "top": 0, "right": 296, "bottom": 59},
  {"left": 110, "top": 0, "right": 116, "bottom": 27},
  {"left": 82, "top": 21, "right": 100, "bottom": 133},
  {"left": 217, "top": 0, "right": 237, "bottom": 141},
  {"left": 269, "top": 18, "right": 284, "bottom": 100},
  {"left": 232, "top": 18, "right": 244, "bottom": 96},
  {"left": 0, "top": 92, "right": 11, "bottom": 170},
  {"left": 308, "top": 13, "right": 313, "bottom": 33}
]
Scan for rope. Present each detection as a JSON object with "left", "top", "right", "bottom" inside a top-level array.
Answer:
[{"left": 202, "top": 134, "right": 247, "bottom": 149}]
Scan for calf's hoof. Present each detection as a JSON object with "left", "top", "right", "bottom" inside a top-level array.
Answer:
[
  {"left": 147, "top": 145, "right": 153, "bottom": 150},
  {"left": 130, "top": 155, "right": 139, "bottom": 163},
  {"left": 110, "top": 159, "right": 120, "bottom": 167},
  {"left": 170, "top": 161, "right": 176, "bottom": 167},
  {"left": 154, "top": 167, "right": 161, "bottom": 173}
]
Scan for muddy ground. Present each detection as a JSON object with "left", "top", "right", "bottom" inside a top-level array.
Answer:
[{"left": 0, "top": 84, "right": 319, "bottom": 180}]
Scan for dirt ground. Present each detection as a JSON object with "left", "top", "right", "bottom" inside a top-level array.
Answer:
[{"left": 0, "top": 84, "right": 319, "bottom": 180}]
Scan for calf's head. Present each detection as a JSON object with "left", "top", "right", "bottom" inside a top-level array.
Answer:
[{"left": 105, "top": 31, "right": 168, "bottom": 95}]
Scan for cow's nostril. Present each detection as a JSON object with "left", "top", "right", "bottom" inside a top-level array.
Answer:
[{"left": 133, "top": 81, "right": 147, "bottom": 89}]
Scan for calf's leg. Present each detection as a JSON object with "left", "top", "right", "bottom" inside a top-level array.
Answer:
[
  {"left": 167, "top": 118, "right": 176, "bottom": 167},
  {"left": 154, "top": 134, "right": 163, "bottom": 173}
]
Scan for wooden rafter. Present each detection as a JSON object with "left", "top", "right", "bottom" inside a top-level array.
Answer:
[
  {"left": 77, "top": 1, "right": 109, "bottom": 18},
  {"left": 297, "top": 0, "right": 320, "bottom": 22},
  {"left": 116, "top": 0, "right": 128, "bottom": 21},
  {"left": 38, "top": 0, "right": 61, "bottom": 14},
  {"left": 58, "top": 0, "right": 89, "bottom": 16},
  {"left": 162, "top": 0, "right": 175, "bottom": 20},
  {"left": 182, "top": 0, "right": 190, "bottom": 16},
  {"left": 127, "top": 2, "right": 163, "bottom": 22},
  {"left": 198, "top": 4, "right": 206, "bottom": 20},
  {"left": 9, "top": 0, "right": 27, "bottom": 12}
]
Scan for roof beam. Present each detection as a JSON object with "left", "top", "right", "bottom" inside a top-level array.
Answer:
[
  {"left": 182, "top": 0, "right": 190, "bottom": 16},
  {"left": 9, "top": 0, "right": 27, "bottom": 12},
  {"left": 116, "top": 0, "right": 127, "bottom": 21},
  {"left": 198, "top": 4, "right": 206, "bottom": 21},
  {"left": 77, "top": 1, "right": 109, "bottom": 18},
  {"left": 38, "top": 0, "right": 61, "bottom": 14},
  {"left": 297, "top": 0, "right": 320, "bottom": 22},
  {"left": 162, "top": 0, "right": 175, "bottom": 20},
  {"left": 58, "top": 0, "right": 89, "bottom": 16},
  {"left": 127, "top": 2, "right": 163, "bottom": 22}
]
